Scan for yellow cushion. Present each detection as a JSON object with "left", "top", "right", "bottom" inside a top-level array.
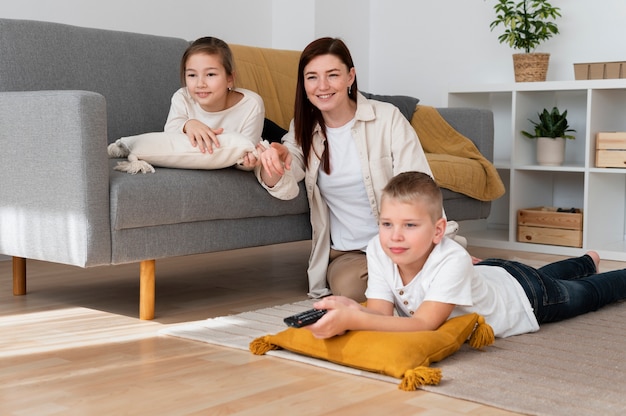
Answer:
[
  {"left": 230, "top": 44, "right": 300, "bottom": 131},
  {"left": 250, "top": 313, "right": 494, "bottom": 391}
]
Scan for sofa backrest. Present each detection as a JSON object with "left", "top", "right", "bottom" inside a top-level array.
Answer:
[
  {"left": 0, "top": 18, "right": 188, "bottom": 142},
  {"left": 230, "top": 44, "right": 300, "bottom": 131}
]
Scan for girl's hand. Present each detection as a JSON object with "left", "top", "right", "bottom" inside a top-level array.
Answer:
[
  {"left": 241, "top": 151, "right": 259, "bottom": 169},
  {"left": 183, "top": 119, "right": 224, "bottom": 153}
]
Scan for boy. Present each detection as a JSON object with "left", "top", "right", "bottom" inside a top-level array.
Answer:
[{"left": 309, "top": 171, "right": 626, "bottom": 339}]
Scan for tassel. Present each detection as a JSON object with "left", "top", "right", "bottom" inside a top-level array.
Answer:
[
  {"left": 114, "top": 154, "right": 155, "bottom": 174},
  {"left": 249, "top": 336, "right": 278, "bottom": 355},
  {"left": 107, "top": 140, "right": 130, "bottom": 158},
  {"left": 399, "top": 366, "right": 442, "bottom": 391},
  {"left": 468, "top": 315, "right": 495, "bottom": 349}
]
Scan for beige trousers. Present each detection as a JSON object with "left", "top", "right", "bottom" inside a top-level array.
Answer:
[{"left": 326, "top": 249, "right": 368, "bottom": 303}]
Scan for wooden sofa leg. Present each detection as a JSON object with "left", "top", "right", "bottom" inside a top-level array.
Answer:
[
  {"left": 139, "top": 260, "right": 156, "bottom": 320},
  {"left": 13, "top": 257, "right": 26, "bottom": 295}
]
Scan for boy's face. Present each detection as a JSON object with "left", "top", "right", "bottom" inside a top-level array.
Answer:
[
  {"left": 184, "top": 52, "right": 234, "bottom": 112},
  {"left": 378, "top": 198, "right": 446, "bottom": 276}
]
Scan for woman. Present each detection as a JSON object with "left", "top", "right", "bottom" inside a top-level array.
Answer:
[{"left": 248, "top": 37, "right": 455, "bottom": 301}]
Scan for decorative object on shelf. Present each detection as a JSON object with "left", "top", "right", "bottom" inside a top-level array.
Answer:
[
  {"left": 521, "top": 107, "right": 575, "bottom": 166},
  {"left": 574, "top": 61, "right": 626, "bottom": 80},
  {"left": 596, "top": 131, "right": 626, "bottom": 168},
  {"left": 488, "top": 0, "right": 562, "bottom": 82},
  {"left": 517, "top": 206, "right": 583, "bottom": 248}
]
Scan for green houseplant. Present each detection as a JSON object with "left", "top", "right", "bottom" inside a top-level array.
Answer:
[
  {"left": 522, "top": 107, "right": 575, "bottom": 166},
  {"left": 488, "top": 0, "right": 563, "bottom": 82}
]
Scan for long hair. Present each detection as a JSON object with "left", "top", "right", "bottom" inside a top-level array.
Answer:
[
  {"left": 294, "top": 37, "right": 358, "bottom": 173},
  {"left": 179, "top": 37, "right": 235, "bottom": 87}
]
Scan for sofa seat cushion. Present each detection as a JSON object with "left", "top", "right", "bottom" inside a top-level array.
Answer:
[{"left": 110, "top": 160, "right": 309, "bottom": 230}]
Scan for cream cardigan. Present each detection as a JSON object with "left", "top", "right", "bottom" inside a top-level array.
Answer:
[{"left": 255, "top": 92, "right": 436, "bottom": 298}]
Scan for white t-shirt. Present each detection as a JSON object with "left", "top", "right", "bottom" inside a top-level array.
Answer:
[
  {"left": 365, "top": 236, "right": 540, "bottom": 338},
  {"left": 317, "top": 119, "right": 379, "bottom": 251},
  {"left": 163, "top": 87, "right": 264, "bottom": 146}
]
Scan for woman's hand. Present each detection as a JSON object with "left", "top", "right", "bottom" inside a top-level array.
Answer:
[
  {"left": 257, "top": 142, "right": 291, "bottom": 176},
  {"left": 183, "top": 119, "right": 224, "bottom": 153},
  {"left": 256, "top": 142, "right": 292, "bottom": 187}
]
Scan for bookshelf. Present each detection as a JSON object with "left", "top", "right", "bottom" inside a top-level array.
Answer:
[{"left": 449, "top": 79, "right": 626, "bottom": 261}]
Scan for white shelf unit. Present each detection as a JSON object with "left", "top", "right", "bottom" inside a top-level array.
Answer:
[{"left": 448, "top": 79, "right": 626, "bottom": 261}]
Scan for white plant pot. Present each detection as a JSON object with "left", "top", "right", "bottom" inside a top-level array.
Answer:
[{"left": 536, "top": 136, "right": 566, "bottom": 166}]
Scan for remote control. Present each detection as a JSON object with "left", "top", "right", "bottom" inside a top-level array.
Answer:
[{"left": 284, "top": 308, "right": 327, "bottom": 328}]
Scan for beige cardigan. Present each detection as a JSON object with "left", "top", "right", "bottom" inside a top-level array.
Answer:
[{"left": 255, "top": 93, "right": 436, "bottom": 297}]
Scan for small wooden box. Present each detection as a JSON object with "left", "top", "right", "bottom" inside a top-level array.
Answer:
[
  {"left": 517, "top": 207, "right": 583, "bottom": 248},
  {"left": 574, "top": 61, "right": 626, "bottom": 80},
  {"left": 596, "top": 132, "right": 626, "bottom": 168}
]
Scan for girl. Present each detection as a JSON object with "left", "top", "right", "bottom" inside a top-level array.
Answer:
[{"left": 165, "top": 36, "right": 264, "bottom": 168}]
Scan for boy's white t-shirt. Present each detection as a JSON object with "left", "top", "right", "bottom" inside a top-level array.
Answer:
[
  {"left": 317, "top": 119, "right": 379, "bottom": 251},
  {"left": 365, "top": 236, "right": 540, "bottom": 338}
]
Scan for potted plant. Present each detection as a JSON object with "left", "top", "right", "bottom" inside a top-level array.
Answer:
[
  {"left": 521, "top": 107, "right": 576, "bottom": 166},
  {"left": 489, "top": 0, "right": 563, "bottom": 82}
]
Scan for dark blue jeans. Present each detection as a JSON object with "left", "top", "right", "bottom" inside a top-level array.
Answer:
[{"left": 478, "top": 255, "right": 626, "bottom": 324}]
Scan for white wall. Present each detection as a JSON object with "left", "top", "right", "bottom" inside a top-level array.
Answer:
[
  {"left": 3, "top": 0, "right": 626, "bottom": 106},
  {"left": 368, "top": 0, "right": 626, "bottom": 105}
]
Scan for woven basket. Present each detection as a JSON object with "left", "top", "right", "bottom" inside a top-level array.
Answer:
[{"left": 512, "top": 53, "right": 550, "bottom": 82}]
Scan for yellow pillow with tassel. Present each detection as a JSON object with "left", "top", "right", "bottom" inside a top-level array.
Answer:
[{"left": 250, "top": 312, "right": 494, "bottom": 391}]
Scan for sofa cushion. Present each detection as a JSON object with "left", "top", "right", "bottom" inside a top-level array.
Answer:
[
  {"left": 263, "top": 118, "right": 288, "bottom": 143},
  {"left": 109, "top": 162, "right": 309, "bottom": 230},
  {"left": 360, "top": 91, "right": 419, "bottom": 121}
]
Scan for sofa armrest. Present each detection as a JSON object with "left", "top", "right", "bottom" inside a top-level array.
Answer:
[
  {"left": 0, "top": 90, "right": 111, "bottom": 266},
  {"left": 436, "top": 107, "right": 495, "bottom": 162}
]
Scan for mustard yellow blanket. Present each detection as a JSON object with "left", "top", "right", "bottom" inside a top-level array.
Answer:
[{"left": 411, "top": 105, "right": 505, "bottom": 201}]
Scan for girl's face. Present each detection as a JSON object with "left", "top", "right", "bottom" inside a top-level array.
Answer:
[
  {"left": 378, "top": 198, "right": 446, "bottom": 280},
  {"left": 303, "top": 54, "right": 355, "bottom": 120},
  {"left": 184, "top": 52, "right": 234, "bottom": 112}
]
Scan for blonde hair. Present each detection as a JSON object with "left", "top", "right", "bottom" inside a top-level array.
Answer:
[{"left": 382, "top": 171, "right": 443, "bottom": 223}]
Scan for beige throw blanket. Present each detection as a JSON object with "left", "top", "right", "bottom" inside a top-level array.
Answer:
[{"left": 411, "top": 105, "right": 505, "bottom": 201}]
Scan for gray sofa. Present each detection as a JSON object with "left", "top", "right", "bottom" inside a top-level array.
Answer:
[{"left": 0, "top": 18, "right": 495, "bottom": 319}]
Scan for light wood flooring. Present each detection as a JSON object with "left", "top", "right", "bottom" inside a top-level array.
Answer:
[{"left": 2, "top": 241, "right": 624, "bottom": 415}]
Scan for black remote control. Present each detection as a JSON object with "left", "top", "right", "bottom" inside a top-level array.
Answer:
[{"left": 284, "top": 308, "right": 327, "bottom": 328}]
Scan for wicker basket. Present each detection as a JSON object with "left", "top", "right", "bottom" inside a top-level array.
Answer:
[{"left": 512, "top": 53, "right": 550, "bottom": 82}]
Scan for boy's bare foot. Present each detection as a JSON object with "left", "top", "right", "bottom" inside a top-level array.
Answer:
[{"left": 586, "top": 250, "right": 600, "bottom": 272}]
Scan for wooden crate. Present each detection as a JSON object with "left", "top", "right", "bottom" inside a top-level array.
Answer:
[
  {"left": 596, "top": 132, "right": 626, "bottom": 168},
  {"left": 517, "top": 207, "right": 583, "bottom": 248}
]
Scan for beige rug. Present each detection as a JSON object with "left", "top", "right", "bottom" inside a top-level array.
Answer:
[{"left": 160, "top": 299, "right": 626, "bottom": 416}]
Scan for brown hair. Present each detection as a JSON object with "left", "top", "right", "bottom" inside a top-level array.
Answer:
[
  {"left": 179, "top": 37, "right": 235, "bottom": 87},
  {"left": 382, "top": 172, "right": 443, "bottom": 223},
  {"left": 294, "top": 37, "right": 358, "bottom": 174}
]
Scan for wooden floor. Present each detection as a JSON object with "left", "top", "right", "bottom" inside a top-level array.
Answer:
[{"left": 2, "top": 241, "right": 624, "bottom": 415}]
